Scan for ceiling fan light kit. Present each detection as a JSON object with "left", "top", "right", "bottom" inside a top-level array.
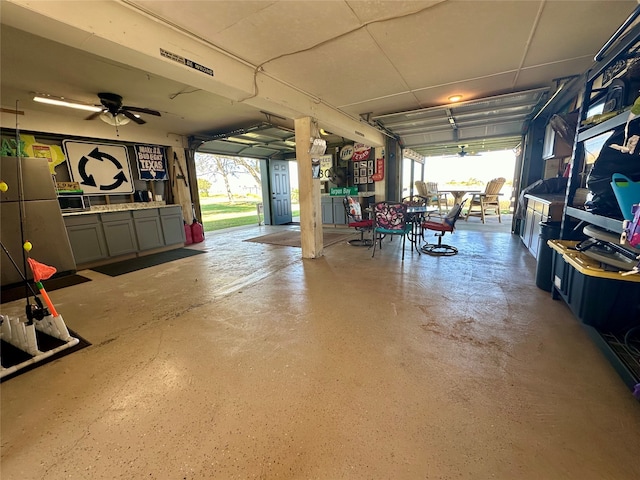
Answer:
[{"left": 99, "top": 111, "right": 131, "bottom": 126}]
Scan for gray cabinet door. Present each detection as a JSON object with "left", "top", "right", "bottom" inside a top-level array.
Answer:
[
  {"left": 102, "top": 212, "right": 138, "bottom": 256},
  {"left": 321, "top": 198, "right": 333, "bottom": 224},
  {"left": 133, "top": 209, "right": 164, "bottom": 250},
  {"left": 160, "top": 207, "right": 185, "bottom": 245},
  {"left": 333, "top": 200, "right": 346, "bottom": 225},
  {"left": 65, "top": 220, "right": 108, "bottom": 264}
]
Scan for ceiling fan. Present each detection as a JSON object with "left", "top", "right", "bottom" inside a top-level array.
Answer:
[
  {"left": 85, "top": 92, "right": 161, "bottom": 126},
  {"left": 454, "top": 145, "right": 481, "bottom": 157}
]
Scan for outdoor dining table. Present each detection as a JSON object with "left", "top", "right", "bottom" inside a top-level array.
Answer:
[{"left": 439, "top": 189, "right": 481, "bottom": 206}]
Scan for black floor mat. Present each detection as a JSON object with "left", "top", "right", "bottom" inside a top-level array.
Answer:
[
  {"left": 90, "top": 248, "right": 205, "bottom": 276},
  {"left": 1, "top": 328, "right": 91, "bottom": 382},
  {"left": 1, "top": 274, "right": 92, "bottom": 304}
]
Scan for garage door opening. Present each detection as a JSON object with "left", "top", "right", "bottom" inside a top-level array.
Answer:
[{"left": 194, "top": 152, "right": 300, "bottom": 231}]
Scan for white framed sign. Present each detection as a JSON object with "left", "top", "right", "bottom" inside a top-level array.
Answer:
[{"left": 62, "top": 140, "right": 134, "bottom": 194}]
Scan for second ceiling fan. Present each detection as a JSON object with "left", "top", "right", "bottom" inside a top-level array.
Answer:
[{"left": 454, "top": 145, "right": 481, "bottom": 157}]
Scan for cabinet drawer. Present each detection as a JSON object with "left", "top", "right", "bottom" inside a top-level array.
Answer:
[
  {"left": 133, "top": 208, "right": 160, "bottom": 219},
  {"left": 159, "top": 205, "right": 182, "bottom": 216},
  {"left": 100, "top": 211, "right": 132, "bottom": 222},
  {"left": 64, "top": 213, "right": 100, "bottom": 226}
]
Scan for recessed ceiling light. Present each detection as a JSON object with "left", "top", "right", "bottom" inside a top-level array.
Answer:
[{"left": 448, "top": 95, "right": 463, "bottom": 103}]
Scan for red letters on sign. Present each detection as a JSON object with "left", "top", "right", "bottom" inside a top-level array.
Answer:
[{"left": 371, "top": 157, "right": 384, "bottom": 181}]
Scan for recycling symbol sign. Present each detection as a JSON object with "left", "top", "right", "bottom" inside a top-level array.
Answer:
[{"left": 63, "top": 140, "right": 134, "bottom": 195}]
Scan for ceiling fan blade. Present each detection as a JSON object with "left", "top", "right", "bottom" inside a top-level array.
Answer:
[
  {"left": 85, "top": 110, "right": 103, "bottom": 121},
  {"left": 123, "top": 105, "right": 161, "bottom": 116},
  {"left": 122, "top": 109, "right": 146, "bottom": 124}
]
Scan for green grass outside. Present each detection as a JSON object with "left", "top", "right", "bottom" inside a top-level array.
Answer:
[{"left": 199, "top": 196, "right": 300, "bottom": 231}]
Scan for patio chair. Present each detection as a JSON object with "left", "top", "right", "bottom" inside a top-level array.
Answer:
[
  {"left": 343, "top": 196, "right": 373, "bottom": 246},
  {"left": 464, "top": 177, "right": 506, "bottom": 223},
  {"left": 421, "top": 200, "right": 466, "bottom": 256},
  {"left": 415, "top": 180, "right": 448, "bottom": 214},
  {"left": 371, "top": 201, "right": 413, "bottom": 260}
]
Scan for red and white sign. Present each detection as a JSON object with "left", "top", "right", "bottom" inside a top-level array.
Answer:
[
  {"left": 352, "top": 142, "right": 372, "bottom": 161},
  {"left": 371, "top": 157, "right": 384, "bottom": 181}
]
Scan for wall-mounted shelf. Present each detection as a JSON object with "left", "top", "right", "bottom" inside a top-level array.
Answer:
[
  {"left": 565, "top": 206, "right": 624, "bottom": 233},
  {"left": 577, "top": 111, "right": 629, "bottom": 142}
]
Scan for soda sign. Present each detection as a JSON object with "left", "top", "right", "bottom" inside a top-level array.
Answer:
[{"left": 352, "top": 143, "right": 371, "bottom": 161}]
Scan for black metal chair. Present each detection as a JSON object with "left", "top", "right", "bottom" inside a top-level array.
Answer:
[
  {"left": 343, "top": 196, "right": 373, "bottom": 246},
  {"left": 420, "top": 201, "right": 466, "bottom": 256}
]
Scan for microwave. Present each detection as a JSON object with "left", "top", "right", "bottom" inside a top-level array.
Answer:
[{"left": 58, "top": 194, "right": 91, "bottom": 212}]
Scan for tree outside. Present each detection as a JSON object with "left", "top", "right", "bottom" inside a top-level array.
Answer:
[{"left": 194, "top": 153, "right": 299, "bottom": 232}]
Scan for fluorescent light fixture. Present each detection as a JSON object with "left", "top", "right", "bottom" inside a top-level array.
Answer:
[{"left": 33, "top": 95, "right": 102, "bottom": 112}]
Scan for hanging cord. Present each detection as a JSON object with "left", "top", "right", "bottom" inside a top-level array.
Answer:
[{"left": 14, "top": 100, "right": 32, "bottom": 305}]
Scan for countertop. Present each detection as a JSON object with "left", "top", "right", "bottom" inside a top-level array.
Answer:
[
  {"left": 61, "top": 201, "right": 175, "bottom": 216},
  {"left": 524, "top": 193, "right": 566, "bottom": 205}
]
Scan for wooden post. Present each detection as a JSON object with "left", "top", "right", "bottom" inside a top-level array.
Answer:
[{"left": 295, "top": 117, "right": 323, "bottom": 259}]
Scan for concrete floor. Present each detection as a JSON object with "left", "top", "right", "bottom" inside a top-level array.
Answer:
[{"left": 1, "top": 217, "right": 639, "bottom": 479}]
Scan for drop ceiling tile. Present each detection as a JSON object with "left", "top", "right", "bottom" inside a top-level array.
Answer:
[
  {"left": 368, "top": 1, "right": 541, "bottom": 88},
  {"left": 266, "top": 29, "right": 409, "bottom": 107},
  {"left": 524, "top": 1, "right": 636, "bottom": 67}
]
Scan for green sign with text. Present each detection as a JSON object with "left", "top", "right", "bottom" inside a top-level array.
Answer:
[{"left": 330, "top": 187, "right": 358, "bottom": 196}]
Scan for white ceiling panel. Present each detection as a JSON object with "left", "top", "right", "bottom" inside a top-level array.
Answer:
[
  {"left": 368, "top": 1, "right": 541, "bottom": 88},
  {"left": 1, "top": 0, "right": 638, "bottom": 156},
  {"left": 409, "top": 72, "right": 521, "bottom": 108},
  {"left": 347, "top": 0, "right": 445, "bottom": 23},
  {"left": 525, "top": 1, "right": 637, "bottom": 67},
  {"left": 265, "top": 29, "right": 410, "bottom": 106}
]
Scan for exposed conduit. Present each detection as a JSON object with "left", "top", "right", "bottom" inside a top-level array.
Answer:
[{"left": 512, "top": 0, "right": 546, "bottom": 89}]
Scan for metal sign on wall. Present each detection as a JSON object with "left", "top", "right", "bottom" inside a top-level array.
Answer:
[
  {"left": 134, "top": 144, "right": 167, "bottom": 181},
  {"left": 62, "top": 140, "right": 134, "bottom": 194}
]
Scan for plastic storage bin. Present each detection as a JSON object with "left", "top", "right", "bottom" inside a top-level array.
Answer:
[{"left": 549, "top": 240, "right": 640, "bottom": 333}]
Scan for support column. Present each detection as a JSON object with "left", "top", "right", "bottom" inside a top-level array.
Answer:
[{"left": 295, "top": 117, "right": 323, "bottom": 259}]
